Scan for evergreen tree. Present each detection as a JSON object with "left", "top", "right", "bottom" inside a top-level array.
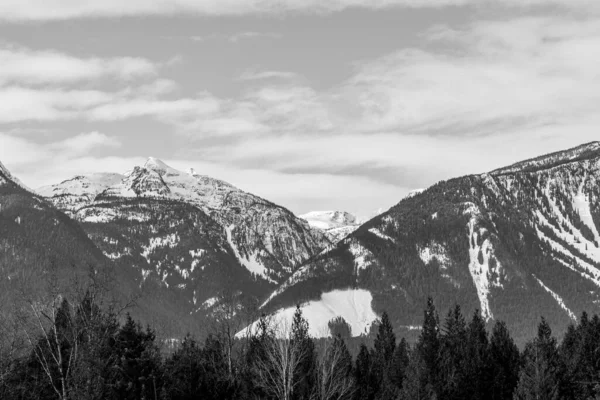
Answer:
[
  {"left": 163, "top": 335, "right": 204, "bottom": 400},
  {"left": 372, "top": 312, "right": 398, "bottom": 399},
  {"left": 110, "top": 315, "right": 163, "bottom": 400},
  {"left": 559, "top": 313, "right": 600, "bottom": 400},
  {"left": 199, "top": 335, "right": 236, "bottom": 399},
  {"left": 464, "top": 310, "right": 491, "bottom": 400},
  {"left": 399, "top": 350, "right": 434, "bottom": 400},
  {"left": 489, "top": 321, "right": 520, "bottom": 400},
  {"left": 514, "top": 318, "right": 562, "bottom": 400},
  {"left": 438, "top": 304, "right": 468, "bottom": 400},
  {"left": 417, "top": 296, "right": 440, "bottom": 392},
  {"left": 390, "top": 338, "right": 410, "bottom": 392},
  {"left": 328, "top": 317, "right": 352, "bottom": 340},
  {"left": 354, "top": 344, "right": 376, "bottom": 400},
  {"left": 374, "top": 312, "right": 396, "bottom": 364}
]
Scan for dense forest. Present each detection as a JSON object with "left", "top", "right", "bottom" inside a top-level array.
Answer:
[{"left": 1, "top": 289, "right": 600, "bottom": 400}]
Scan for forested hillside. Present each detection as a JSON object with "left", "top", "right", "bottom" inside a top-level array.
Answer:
[{"left": 260, "top": 142, "right": 600, "bottom": 344}]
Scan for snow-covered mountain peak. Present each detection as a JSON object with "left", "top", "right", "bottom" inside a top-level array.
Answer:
[
  {"left": 300, "top": 210, "right": 360, "bottom": 244},
  {"left": 300, "top": 210, "right": 357, "bottom": 230},
  {"left": 40, "top": 156, "right": 329, "bottom": 288},
  {"left": 144, "top": 157, "right": 179, "bottom": 176}
]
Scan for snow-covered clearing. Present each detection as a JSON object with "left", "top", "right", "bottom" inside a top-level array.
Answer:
[{"left": 240, "top": 289, "right": 378, "bottom": 339}]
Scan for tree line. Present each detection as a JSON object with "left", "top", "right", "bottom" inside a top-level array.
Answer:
[{"left": 1, "top": 293, "right": 600, "bottom": 400}]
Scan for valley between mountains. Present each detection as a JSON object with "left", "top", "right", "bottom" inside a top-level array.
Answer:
[{"left": 2, "top": 142, "right": 600, "bottom": 343}]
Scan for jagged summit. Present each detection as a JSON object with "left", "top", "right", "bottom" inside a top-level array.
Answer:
[
  {"left": 491, "top": 141, "right": 600, "bottom": 176},
  {"left": 143, "top": 157, "right": 179, "bottom": 176}
]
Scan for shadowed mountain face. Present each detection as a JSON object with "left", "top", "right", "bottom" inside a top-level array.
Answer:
[
  {"left": 0, "top": 162, "right": 118, "bottom": 313},
  {"left": 37, "top": 158, "right": 329, "bottom": 326},
  {"left": 0, "top": 161, "right": 219, "bottom": 337},
  {"left": 259, "top": 142, "right": 600, "bottom": 344}
]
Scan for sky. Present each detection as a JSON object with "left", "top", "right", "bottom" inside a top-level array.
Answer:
[{"left": 1, "top": 1, "right": 600, "bottom": 217}]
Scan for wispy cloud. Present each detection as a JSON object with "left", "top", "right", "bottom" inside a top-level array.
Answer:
[
  {"left": 0, "top": 45, "right": 156, "bottom": 85},
  {"left": 189, "top": 32, "right": 281, "bottom": 43},
  {"left": 228, "top": 32, "right": 281, "bottom": 43},
  {"left": 238, "top": 70, "right": 299, "bottom": 81},
  {"left": 1, "top": 0, "right": 598, "bottom": 21}
]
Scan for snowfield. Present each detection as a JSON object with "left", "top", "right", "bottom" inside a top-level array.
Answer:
[{"left": 239, "top": 289, "right": 378, "bottom": 339}]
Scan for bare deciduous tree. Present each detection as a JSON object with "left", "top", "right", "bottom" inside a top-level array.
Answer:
[
  {"left": 311, "top": 336, "right": 356, "bottom": 400},
  {"left": 253, "top": 319, "right": 309, "bottom": 400}
]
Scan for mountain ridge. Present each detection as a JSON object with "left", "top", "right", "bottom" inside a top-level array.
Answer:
[
  {"left": 38, "top": 158, "right": 330, "bottom": 317},
  {"left": 252, "top": 142, "right": 600, "bottom": 343}
]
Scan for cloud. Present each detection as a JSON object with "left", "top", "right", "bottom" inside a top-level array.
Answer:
[
  {"left": 0, "top": 45, "right": 157, "bottom": 85},
  {"left": 0, "top": 87, "right": 113, "bottom": 122},
  {"left": 228, "top": 32, "right": 282, "bottom": 43},
  {"left": 238, "top": 71, "right": 300, "bottom": 81},
  {"left": 88, "top": 97, "right": 221, "bottom": 121},
  {"left": 51, "top": 132, "right": 121, "bottom": 156},
  {"left": 0, "top": 131, "right": 122, "bottom": 173},
  {"left": 1, "top": 0, "right": 598, "bottom": 21}
]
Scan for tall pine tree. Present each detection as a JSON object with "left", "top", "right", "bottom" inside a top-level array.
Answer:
[
  {"left": 488, "top": 321, "right": 520, "bottom": 400},
  {"left": 514, "top": 318, "right": 562, "bottom": 400}
]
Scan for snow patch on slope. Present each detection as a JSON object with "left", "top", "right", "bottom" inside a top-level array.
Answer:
[
  {"left": 466, "top": 214, "right": 503, "bottom": 321},
  {"left": 418, "top": 242, "right": 450, "bottom": 269},
  {"left": 141, "top": 234, "right": 180, "bottom": 263},
  {"left": 369, "top": 228, "right": 395, "bottom": 243},
  {"left": 348, "top": 241, "right": 374, "bottom": 271},
  {"left": 241, "top": 289, "right": 378, "bottom": 338},
  {"left": 573, "top": 179, "right": 600, "bottom": 245},
  {"left": 226, "top": 225, "right": 275, "bottom": 283},
  {"left": 533, "top": 275, "right": 577, "bottom": 321},
  {"left": 537, "top": 181, "right": 600, "bottom": 263},
  {"left": 535, "top": 226, "right": 600, "bottom": 287}
]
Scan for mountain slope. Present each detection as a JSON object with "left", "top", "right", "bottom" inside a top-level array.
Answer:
[
  {"left": 1, "top": 162, "right": 264, "bottom": 337},
  {"left": 39, "top": 158, "right": 329, "bottom": 304},
  {"left": 0, "top": 161, "right": 120, "bottom": 312},
  {"left": 258, "top": 142, "right": 600, "bottom": 343}
]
